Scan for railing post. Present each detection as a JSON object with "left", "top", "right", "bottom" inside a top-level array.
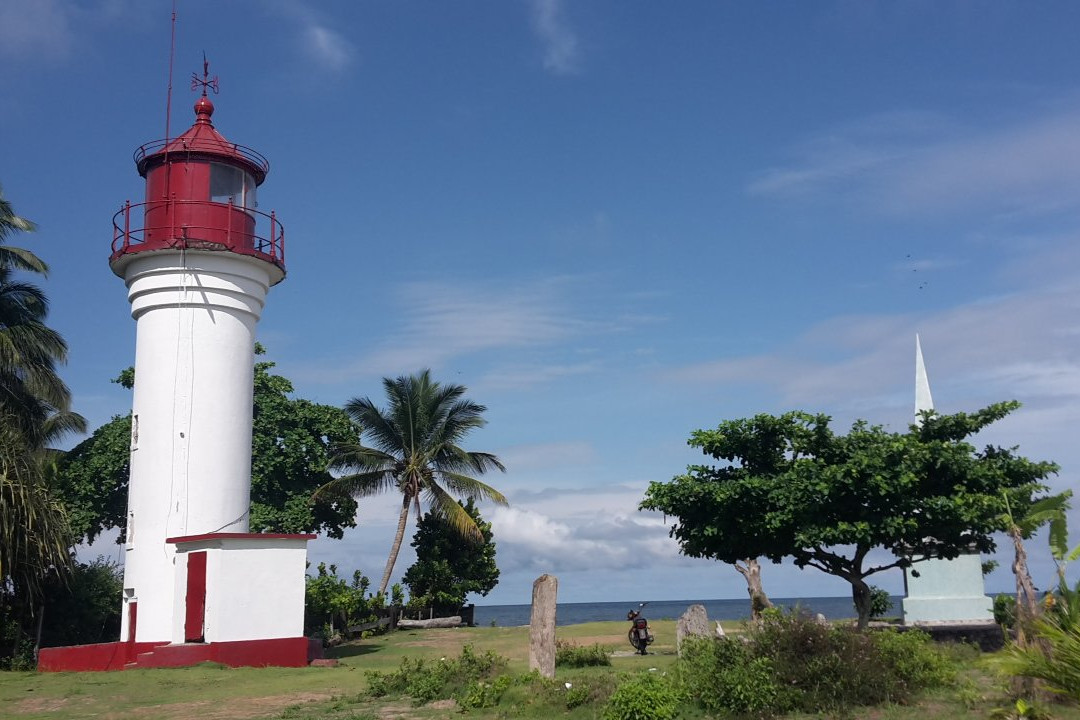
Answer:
[
  {"left": 124, "top": 200, "right": 131, "bottom": 250},
  {"left": 270, "top": 210, "right": 277, "bottom": 259}
]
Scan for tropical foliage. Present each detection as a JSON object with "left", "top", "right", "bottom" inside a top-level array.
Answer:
[
  {"left": 403, "top": 498, "right": 499, "bottom": 615},
  {"left": 317, "top": 370, "right": 507, "bottom": 595},
  {"left": 641, "top": 402, "right": 1057, "bottom": 628},
  {"left": 0, "top": 183, "right": 83, "bottom": 667}
]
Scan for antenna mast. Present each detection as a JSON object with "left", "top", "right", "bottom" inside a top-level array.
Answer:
[{"left": 164, "top": 0, "right": 178, "bottom": 143}]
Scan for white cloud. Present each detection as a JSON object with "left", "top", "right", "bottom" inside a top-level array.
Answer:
[
  {"left": 0, "top": 0, "right": 71, "bottom": 60},
  {"left": 298, "top": 277, "right": 600, "bottom": 384},
  {"left": 271, "top": 0, "right": 354, "bottom": 73},
  {"left": 529, "top": 0, "right": 580, "bottom": 75},
  {"left": 748, "top": 106, "right": 1080, "bottom": 218},
  {"left": 301, "top": 24, "right": 353, "bottom": 73},
  {"left": 0, "top": 0, "right": 140, "bottom": 62}
]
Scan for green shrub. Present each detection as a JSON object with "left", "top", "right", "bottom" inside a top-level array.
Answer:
[
  {"left": 873, "top": 628, "right": 956, "bottom": 691},
  {"left": 868, "top": 585, "right": 894, "bottom": 619},
  {"left": 995, "top": 593, "right": 1017, "bottom": 628},
  {"left": 603, "top": 672, "right": 680, "bottom": 720},
  {"left": 676, "top": 636, "right": 782, "bottom": 716},
  {"left": 457, "top": 674, "right": 514, "bottom": 709},
  {"left": 363, "top": 644, "right": 507, "bottom": 705},
  {"left": 556, "top": 640, "right": 612, "bottom": 667},
  {"left": 674, "top": 610, "right": 957, "bottom": 717}
]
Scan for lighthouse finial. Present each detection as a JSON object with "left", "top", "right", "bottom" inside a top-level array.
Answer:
[{"left": 190, "top": 52, "right": 219, "bottom": 97}]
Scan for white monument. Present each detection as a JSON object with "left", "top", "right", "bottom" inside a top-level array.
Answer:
[{"left": 901, "top": 335, "right": 994, "bottom": 624}]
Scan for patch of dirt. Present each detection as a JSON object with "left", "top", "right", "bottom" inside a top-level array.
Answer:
[
  {"left": 117, "top": 691, "right": 332, "bottom": 720},
  {"left": 14, "top": 696, "right": 73, "bottom": 712}
]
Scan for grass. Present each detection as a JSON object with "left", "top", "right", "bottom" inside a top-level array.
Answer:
[{"left": 2, "top": 620, "right": 1079, "bottom": 720}]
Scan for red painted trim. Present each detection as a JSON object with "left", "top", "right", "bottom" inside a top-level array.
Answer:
[
  {"left": 41, "top": 637, "right": 314, "bottom": 671},
  {"left": 38, "top": 641, "right": 165, "bottom": 672},
  {"left": 184, "top": 552, "right": 207, "bottom": 642},
  {"left": 167, "top": 532, "right": 316, "bottom": 544}
]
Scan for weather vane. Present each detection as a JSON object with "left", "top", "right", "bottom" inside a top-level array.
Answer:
[{"left": 191, "top": 53, "right": 219, "bottom": 97}]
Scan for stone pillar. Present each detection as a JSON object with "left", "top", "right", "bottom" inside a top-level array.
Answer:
[
  {"left": 676, "top": 604, "right": 709, "bottom": 656},
  {"left": 528, "top": 574, "right": 558, "bottom": 678}
]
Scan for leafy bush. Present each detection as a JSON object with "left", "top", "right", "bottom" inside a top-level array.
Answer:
[
  {"left": 674, "top": 609, "right": 956, "bottom": 717},
  {"left": 603, "top": 672, "right": 680, "bottom": 720},
  {"left": 868, "top": 585, "right": 894, "bottom": 618},
  {"left": 363, "top": 644, "right": 507, "bottom": 706},
  {"left": 676, "top": 636, "right": 781, "bottom": 716},
  {"left": 995, "top": 593, "right": 1017, "bottom": 628},
  {"left": 873, "top": 628, "right": 956, "bottom": 690},
  {"left": 556, "top": 639, "right": 611, "bottom": 667},
  {"left": 457, "top": 674, "right": 514, "bottom": 709},
  {"left": 305, "top": 563, "right": 379, "bottom": 639}
]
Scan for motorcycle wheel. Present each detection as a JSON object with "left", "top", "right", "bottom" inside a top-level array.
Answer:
[{"left": 628, "top": 629, "right": 643, "bottom": 652}]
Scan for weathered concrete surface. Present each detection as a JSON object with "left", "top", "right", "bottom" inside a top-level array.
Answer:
[
  {"left": 529, "top": 574, "right": 558, "bottom": 678},
  {"left": 676, "top": 604, "right": 710, "bottom": 656}
]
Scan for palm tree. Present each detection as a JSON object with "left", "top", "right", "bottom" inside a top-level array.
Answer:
[
  {"left": 0, "top": 185, "right": 83, "bottom": 654},
  {"left": 317, "top": 370, "right": 507, "bottom": 595},
  {"left": 0, "top": 183, "right": 48, "bottom": 275},
  {"left": 1001, "top": 489, "right": 1072, "bottom": 642},
  {"left": 0, "top": 184, "right": 79, "bottom": 444}
]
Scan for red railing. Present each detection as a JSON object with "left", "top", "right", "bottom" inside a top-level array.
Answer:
[
  {"left": 133, "top": 140, "right": 270, "bottom": 176},
  {"left": 111, "top": 199, "right": 285, "bottom": 270}
]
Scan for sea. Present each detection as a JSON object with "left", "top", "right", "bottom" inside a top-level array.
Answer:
[{"left": 472, "top": 595, "right": 900, "bottom": 627}]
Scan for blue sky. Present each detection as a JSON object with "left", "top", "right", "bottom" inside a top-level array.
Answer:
[{"left": 2, "top": 0, "right": 1079, "bottom": 606}]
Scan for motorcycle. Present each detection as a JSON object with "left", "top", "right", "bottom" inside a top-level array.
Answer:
[{"left": 626, "top": 603, "right": 654, "bottom": 655}]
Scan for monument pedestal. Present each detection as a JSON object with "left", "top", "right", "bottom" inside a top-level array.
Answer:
[{"left": 903, "top": 553, "right": 993, "bottom": 624}]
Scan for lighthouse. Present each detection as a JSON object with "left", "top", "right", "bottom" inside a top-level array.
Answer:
[{"left": 39, "top": 67, "right": 315, "bottom": 671}]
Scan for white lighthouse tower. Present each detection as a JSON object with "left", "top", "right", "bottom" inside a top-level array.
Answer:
[{"left": 46, "top": 71, "right": 312, "bottom": 672}]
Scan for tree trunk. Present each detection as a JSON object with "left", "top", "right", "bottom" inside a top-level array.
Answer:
[
  {"left": 1010, "top": 526, "right": 1039, "bottom": 645},
  {"left": 851, "top": 577, "right": 872, "bottom": 631},
  {"left": 379, "top": 495, "right": 412, "bottom": 596},
  {"left": 734, "top": 558, "right": 773, "bottom": 622}
]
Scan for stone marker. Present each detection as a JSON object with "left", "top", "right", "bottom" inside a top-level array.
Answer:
[
  {"left": 529, "top": 574, "right": 558, "bottom": 678},
  {"left": 676, "top": 603, "right": 710, "bottom": 655},
  {"left": 715, "top": 621, "right": 725, "bottom": 638}
]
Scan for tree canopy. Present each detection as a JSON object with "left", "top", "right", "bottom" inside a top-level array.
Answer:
[
  {"left": 403, "top": 498, "right": 499, "bottom": 614},
  {"left": 317, "top": 370, "right": 507, "bottom": 595},
  {"left": 641, "top": 402, "right": 1058, "bottom": 628},
  {"left": 54, "top": 348, "right": 360, "bottom": 544}
]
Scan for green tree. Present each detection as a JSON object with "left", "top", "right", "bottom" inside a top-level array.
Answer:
[
  {"left": 304, "top": 562, "right": 375, "bottom": 638},
  {"left": 641, "top": 402, "right": 1057, "bottom": 629},
  {"left": 317, "top": 370, "right": 507, "bottom": 595},
  {"left": 0, "top": 184, "right": 83, "bottom": 665},
  {"left": 403, "top": 498, "right": 499, "bottom": 614},
  {"left": 1000, "top": 489, "right": 1072, "bottom": 640},
  {"left": 54, "top": 348, "right": 360, "bottom": 543}
]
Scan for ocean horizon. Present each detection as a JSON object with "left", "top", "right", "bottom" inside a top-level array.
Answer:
[{"left": 471, "top": 595, "right": 899, "bottom": 627}]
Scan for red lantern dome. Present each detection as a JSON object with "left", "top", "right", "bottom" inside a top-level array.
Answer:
[{"left": 110, "top": 93, "right": 285, "bottom": 283}]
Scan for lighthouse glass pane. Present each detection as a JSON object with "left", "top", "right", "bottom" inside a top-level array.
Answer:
[{"left": 209, "top": 163, "right": 255, "bottom": 209}]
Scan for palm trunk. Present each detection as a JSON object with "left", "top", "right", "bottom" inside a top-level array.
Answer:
[
  {"left": 1010, "top": 526, "right": 1039, "bottom": 645},
  {"left": 734, "top": 558, "right": 773, "bottom": 621},
  {"left": 378, "top": 495, "right": 412, "bottom": 596}
]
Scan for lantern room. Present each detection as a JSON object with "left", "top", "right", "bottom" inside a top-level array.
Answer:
[{"left": 110, "top": 94, "right": 285, "bottom": 283}]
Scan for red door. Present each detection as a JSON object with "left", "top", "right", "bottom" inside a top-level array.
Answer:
[{"left": 184, "top": 552, "right": 207, "bottom": 643}]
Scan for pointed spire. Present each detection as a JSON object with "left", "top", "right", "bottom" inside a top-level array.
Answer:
[{"left": 915, "top": 334, "right": 934, "bottom": 424}]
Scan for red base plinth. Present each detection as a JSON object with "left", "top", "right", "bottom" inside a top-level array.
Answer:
[{"left": 38, "top": 637, "right": 318, "bottom": 672}]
